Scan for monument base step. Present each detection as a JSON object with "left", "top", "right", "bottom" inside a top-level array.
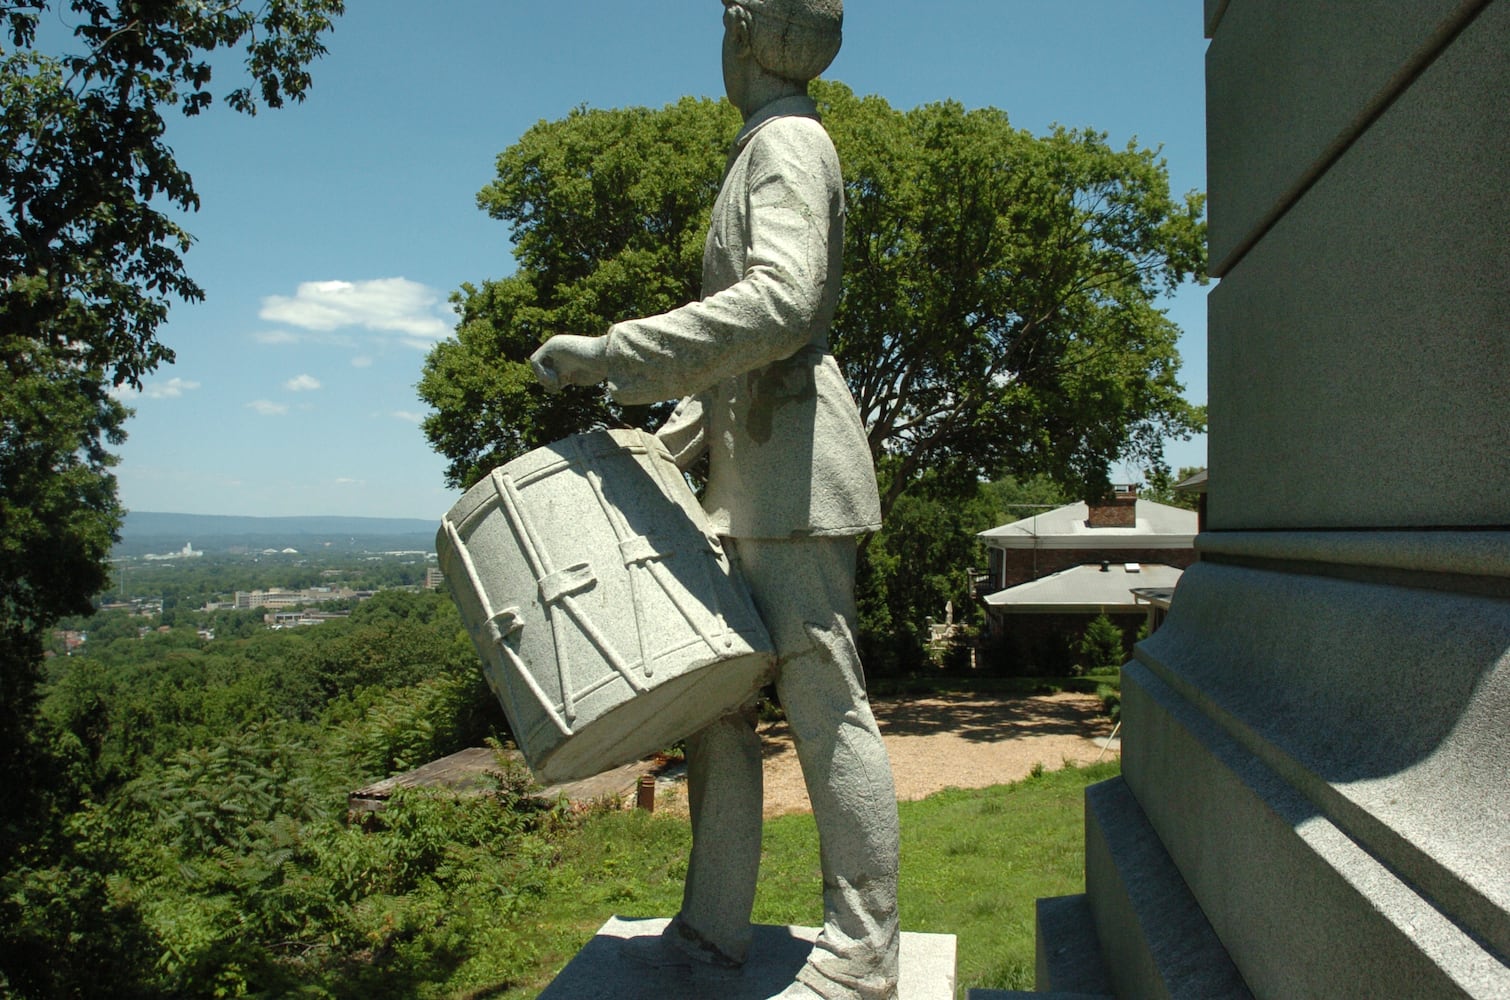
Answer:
[
  {"left": 1035, "top": 894, "right": 1114, "bottom": 994},
  {"left": 539, "top": 915, "right": 956, "bottom": 999},
  {"left": 1082, "top": 777, "right": 1252, "bottom": 999},
  {"left": 967, "top": 992, "right": 1113, "bottom": 999}
]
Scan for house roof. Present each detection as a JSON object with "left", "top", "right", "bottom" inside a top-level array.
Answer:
[
  {"left": 983, "top": 563, "right": 1186, "bottom": 614},
  {"left": 978, "top": 500, "right": 1197, "bottom": 550},
  {"left": 1174, "top": 468, "right": 1209, "bottom": 493}
]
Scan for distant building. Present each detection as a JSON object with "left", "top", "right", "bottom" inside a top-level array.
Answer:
[
  {"left": 976, "top": 487, "right": 1198, "bottom": 671},
  {"left": 265, "top": 610, "right": 350, "bottom": 629},
  {"left": 978, "top": 487, "right": 1198, "bottom": 593},
  {"left": 234, "top": 587, "right": 358, "bottom": 611},
  {"left": 52, "top": 630, "right": 86, "bottom": 654},
  {"left": 143, "top": 541, "right": 203, "bottom": 561},
  {"left": 424, "top": 566, "right": 445, "bottom": 591}
]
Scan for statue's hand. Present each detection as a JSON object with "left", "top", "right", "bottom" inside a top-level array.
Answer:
[{"left": 530, "top": 335, "right": 608, "bottom": 392}]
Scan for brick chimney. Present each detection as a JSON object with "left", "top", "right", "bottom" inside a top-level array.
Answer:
[{"left": 1087, "top": 484, "right": 1138, "bottom": 528}]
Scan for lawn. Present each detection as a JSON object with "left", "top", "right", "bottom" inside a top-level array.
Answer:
[{"left": 448, "top": 759, "right": 1119, "bottom": 998}]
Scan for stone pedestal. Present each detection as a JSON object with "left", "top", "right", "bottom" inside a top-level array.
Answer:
[
  {"left": 539, "top": 916, "right": 956, "bottom": 1000},
  {"left": 1034, "top": 1, "right": 1509, "bottom": 997}
]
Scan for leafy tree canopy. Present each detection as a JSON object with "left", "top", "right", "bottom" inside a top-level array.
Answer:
[
  {"left": 1139, "top": 464, "right": 1205, "bottom": 511},
  {"left": 2, "top": 0, "right": 344, "bottom": 388},
  {"left": 419, "top": 95, "right": 743, "bottom": 480},
  {"left": 419, "top": 80, "right": 1207, "bottom": 513},
  {"left": 0, "top": 0, "right": 343, "bottom": 868}
]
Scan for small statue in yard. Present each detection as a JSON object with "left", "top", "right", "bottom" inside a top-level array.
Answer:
[{"left": 529, "top": 2, "right": 900, "bottom": 997}]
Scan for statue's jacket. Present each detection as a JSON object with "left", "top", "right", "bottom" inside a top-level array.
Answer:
[{"left": 603, "top": 95, "right": 881, "bottom": 540}]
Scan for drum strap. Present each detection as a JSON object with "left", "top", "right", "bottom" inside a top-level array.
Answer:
[
  {"left": 619, "top": 535, "right": 666, "bottom": 566},
  {"left": 485, "top": 606, "right": 524, "bottom": 647},
  {"left": 539, "top": 562, "right": 596, "bottom": 605}
]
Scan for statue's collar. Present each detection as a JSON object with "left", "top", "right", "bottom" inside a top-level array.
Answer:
[{"left": 734, "top": 95, "right": 820, "bottom": 151}]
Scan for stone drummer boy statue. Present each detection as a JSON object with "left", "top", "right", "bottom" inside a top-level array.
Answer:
[{"left": 530, "top": 1, "right": 900, "bottom": 997}]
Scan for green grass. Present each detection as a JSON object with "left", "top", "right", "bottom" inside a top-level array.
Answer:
[
  {"left": 446, "top": 759, "right": 1120, "bottom": 998},
  {"left": 869, "top": 671, "right": 1121, "bottom": 700},
  {"left": 893, "top": 760, "right": 1120, "bottom": 992}
]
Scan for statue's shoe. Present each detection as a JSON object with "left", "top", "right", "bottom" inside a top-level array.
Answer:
[
  {"left": 766, "top": 982, "right": 823, "bottom": 999},
  {"left": 765, "top": 975, "right": 899, "bottom": 1000},
  {"left": 619, "top": 933, "right": 691, "bottom": 969},
  {"left": 620, "top": 930, "right": 742, "bottom": 980}
]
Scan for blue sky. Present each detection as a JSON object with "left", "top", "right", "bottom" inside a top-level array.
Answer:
[{"left": 106, "top": 0, "right": 1211, "bottom": 520}]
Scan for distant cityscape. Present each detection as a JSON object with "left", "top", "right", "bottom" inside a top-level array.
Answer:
[
  {"left": 142, "top": 541, "right": 204, "bottom": 561},
  {"left": 226, "top": 566, "right": 445, "bottom": 613}
]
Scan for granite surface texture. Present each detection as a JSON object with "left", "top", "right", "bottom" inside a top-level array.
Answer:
[
  {"left": 537, "top": 917, "right": 955, "bottom": 1000},
  {"left": 1206, "top": 0, "right": 1486, "bottom": 270},
  {"left": 1207, "top": 2, "right": 1508, "bottom": 530}
]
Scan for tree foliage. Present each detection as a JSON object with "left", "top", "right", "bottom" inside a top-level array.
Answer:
[
  {"left": 419, "top": 96, "right": 742, "bottom": 485},
  {"left": 1078, "top": 613, "right": 1128, "bottom": 673},
  {"left": 418, "top": 81, "right": 1206, "bottom": 654},
  {"left": 0, "top": 342, "right": 126, "bottom": 854},
  {"left": 0, "top": 0, "right": 343, "bottom": 859},
  {"left": 817, "top": 84, "right": 1206, "bottom": 512},
  {"left": 2, "top": 0, "right": 345, "bottom": 388},
  {"left": 9, "top": 590, "right": 520, "bottom": 997},
  {"left": 1139, "top": 464, "right": 1204, "bottom": 511},
  {"left": 420, "top": 81, "right": 1205, "bottom": 507},
  {"left": 857, "top": 464, "right": 997, "bottom": 674}
]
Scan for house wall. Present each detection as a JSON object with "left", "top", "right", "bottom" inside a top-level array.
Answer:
[{"left": 983, "top": 612, "right": 1145, "bottom": 676}]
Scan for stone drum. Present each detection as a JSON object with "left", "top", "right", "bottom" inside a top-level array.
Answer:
[{"left": 437, "top": 429, "right": 774, "bottom": 784}]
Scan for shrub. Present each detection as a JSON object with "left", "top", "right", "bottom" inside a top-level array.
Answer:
[
  {"left": 1096, "top": 682, "right": 1122, "bottom": 724},
  {"left": 1076, "top": 615, "right": 1126, "bottom": 675}
]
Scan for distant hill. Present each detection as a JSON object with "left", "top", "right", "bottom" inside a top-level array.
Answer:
[{"left": 117, "top": 511, "right": 438, "bottom": 556}]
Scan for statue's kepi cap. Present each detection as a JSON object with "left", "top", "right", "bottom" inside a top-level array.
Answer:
[{"left": 723, "top": 0, "right": 842, "bottom": 32}]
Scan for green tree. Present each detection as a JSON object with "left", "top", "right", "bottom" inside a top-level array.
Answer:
[
  {"left": 819, "top": 84, "right": 1206, "bottom": 513},
  {"left": 419, "top": 81, "right": 1205, "bottom": 507},
  {"left": 857, "top": 467, "right": 997, "bottom": 675},
  {"left": 419, "top": 95, "right": 742, "bottom": 485},
  {"left": 0, "top": 347, "right": 127, "bottom": 856},
  {"left": 1078, "top": 613, "right": 1128, "bottom": 674},
  {"left": 982, "top": 473, "right": 1073, "bottom": 527},
  {"left": 1140, "top": 464, "right": 1204, "bottom": 511},
  {"left": 1, "top": 1, "right": 343, "bottom": 989}
]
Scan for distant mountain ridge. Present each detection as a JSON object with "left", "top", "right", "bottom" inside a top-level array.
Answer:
[{"left": 118, "top": 511, "right": 438, "bottom": 555}]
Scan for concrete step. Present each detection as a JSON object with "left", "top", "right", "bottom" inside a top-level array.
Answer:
[
  {"left": 968, "top": 992, "right": 1112, "bottom": 999},
  {"left": 1083, "top": 776, "right": 1253, "bottom": 999},
  {"left": 1035, "top": 894, "right": 1113, "bottom": 994}
]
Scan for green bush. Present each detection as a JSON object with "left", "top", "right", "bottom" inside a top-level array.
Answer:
[
  {"left": 1096, "top": 681, "right": 1122, "bottom": 723},
  {"left": 1077, "top": 614, "right": 1126, "bottom": 675}
]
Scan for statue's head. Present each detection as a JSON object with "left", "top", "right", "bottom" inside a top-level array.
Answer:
[{"left": 722, "top": 0, "right": 843, "bottom": 85}]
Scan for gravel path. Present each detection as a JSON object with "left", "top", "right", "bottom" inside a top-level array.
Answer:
[{"left": 653, "top": 690, "right": 1119, "bottom": 818}]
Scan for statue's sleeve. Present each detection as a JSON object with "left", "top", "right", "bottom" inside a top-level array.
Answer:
[
  {"left": 600, "top": 120, "right": 835, "bottom": 406},
  {"left": 654, "top": 393, "right": 707, "bottom": 470}
]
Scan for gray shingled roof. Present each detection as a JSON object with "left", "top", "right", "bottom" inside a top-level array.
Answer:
[
  {"left": 978, "top": 500, "right": 1197, "bottom": 550},
  {"left": 1174, "top": 468, "right": 1209, "bottom": 493},
  {"left": 983, "top": 562, "right": 1186, "bottom": 613}
]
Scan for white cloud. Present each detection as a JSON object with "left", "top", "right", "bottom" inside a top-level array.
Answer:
[
  {"left": 111, "top": 376, "right": 201, "bottom": 400},
  {"left": 148, "top": 377, "right": 201, "bottom": 399},
  {"left": 247, "top": 400, "right": 289, "bottom": 416},
  {"left": 284, "top": 374, "right": 322, "bottom": 392},
  {"left": 255, "top": 328, "right": 357, "bottom": 349},
  {"left": 254, "top": 330, "right": 301, "bottom": 346},
  {"left": 391, "top": 410, "right": 424, "bottom": 423},
  {"left": 259, "top": 278, "right": 457, "bottom": 342},
  {"left": 334, "top": 477, "right": 366, "bottom": 486},
  {"left": 350, "top": 355, "right": 374, "bottom": 369}
]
